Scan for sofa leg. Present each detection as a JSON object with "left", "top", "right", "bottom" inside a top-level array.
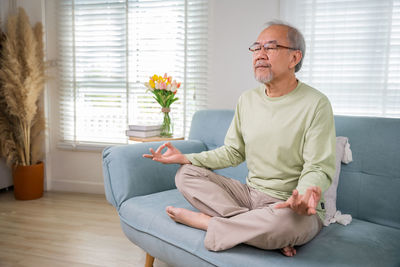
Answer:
[{"left": 145, "top": 252, "right": 155, "bottom": 267}]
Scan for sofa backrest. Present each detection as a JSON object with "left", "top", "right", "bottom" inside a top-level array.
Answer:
[
  {"left": 188, "top": 110, "right": 400, "bottom": 229},
  {"left": 189, "top": 110, "right": 248, "bottom": 183},
  {"left": 335, "top": 115, "right": 400, "bottom": 229}
]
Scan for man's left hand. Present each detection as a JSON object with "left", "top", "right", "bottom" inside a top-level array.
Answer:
[{"left": 274, "top": 186, "right": 321, "bottom": 216}]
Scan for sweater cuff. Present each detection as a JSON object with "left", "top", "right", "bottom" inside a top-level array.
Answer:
[{"left": 184, "top": 153, "right": 198, "bottom": 166}]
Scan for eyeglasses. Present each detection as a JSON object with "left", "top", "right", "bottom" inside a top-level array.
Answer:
[{"left": 249, "top": 41, "right": 298, "bottom": 55}]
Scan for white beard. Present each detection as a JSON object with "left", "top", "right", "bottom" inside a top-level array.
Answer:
[{"left": 255, "top": 69, "right": 273, "bottom": 83}]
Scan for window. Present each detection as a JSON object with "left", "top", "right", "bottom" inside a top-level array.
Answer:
[
  {"left": 281, "top": 0, "right": 400, "bottom": 117},
  {"left": 58, "top": 0, "right": 209, "bottom": 147}
]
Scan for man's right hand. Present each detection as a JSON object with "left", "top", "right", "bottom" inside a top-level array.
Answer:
[{"left": 142, "top": 142, "right": 191, "bottom": 165}]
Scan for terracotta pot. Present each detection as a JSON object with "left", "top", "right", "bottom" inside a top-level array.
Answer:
[{"left": 13, "top": 162, "right": 44, "bottom": 200}]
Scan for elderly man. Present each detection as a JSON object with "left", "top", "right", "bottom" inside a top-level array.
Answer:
[{"left": 143, "top": 21, "right": 335, "bottom": 257}]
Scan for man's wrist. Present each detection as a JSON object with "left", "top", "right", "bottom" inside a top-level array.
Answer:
[{"left": 181, "top": 155, "right": 191, "bottom": 165}]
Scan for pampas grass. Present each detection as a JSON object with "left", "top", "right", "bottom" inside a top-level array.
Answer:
[{"left": 0, "top": 8, "right": 45, "bottom": 166}]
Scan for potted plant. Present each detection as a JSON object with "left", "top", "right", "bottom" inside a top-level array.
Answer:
[{"left": 0, "top": 8, "right": 45, "bottom": 200}]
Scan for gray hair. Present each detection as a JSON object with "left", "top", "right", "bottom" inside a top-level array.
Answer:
[{"left": 264, "top": 20, "right": 306, "bottom": 73}]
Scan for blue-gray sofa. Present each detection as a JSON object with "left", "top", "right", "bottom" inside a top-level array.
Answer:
[{"left": 102, "top": 110, "right": 400, "bottom": 267}]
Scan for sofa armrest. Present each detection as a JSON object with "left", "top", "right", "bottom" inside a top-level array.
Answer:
[{"left": 102, "top": 140, "right": 207, "bottom": 209}]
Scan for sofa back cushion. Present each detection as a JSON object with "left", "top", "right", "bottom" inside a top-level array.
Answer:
[
  {"left": 335, "top": 116, "right": 400, "bottom": 229},
  {"left": 189, "top": 110, "right": 400, "bottom": 229},
  {"left": 189, "top": 110, "right": 248, "bottom": 183}
]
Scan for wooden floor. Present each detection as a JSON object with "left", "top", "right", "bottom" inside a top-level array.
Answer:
[{"left": 0, "top": 189, "right": 171, "bottom": 267}]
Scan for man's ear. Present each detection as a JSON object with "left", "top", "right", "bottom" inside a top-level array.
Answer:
[{"left": 289, "top": 50, "right": 302, "bottom": 70}]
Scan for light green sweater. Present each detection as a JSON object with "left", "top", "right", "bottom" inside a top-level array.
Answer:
[{"left": 185, "top": 81, "right": 336, "bottom": 221}]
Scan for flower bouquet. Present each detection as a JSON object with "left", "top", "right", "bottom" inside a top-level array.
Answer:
[{"left": 144, "top": 73, "right": 181, "bottom": 137}]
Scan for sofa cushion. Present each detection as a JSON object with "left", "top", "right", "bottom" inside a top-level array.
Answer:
[{"left": 118, "top": 189, "right": 400, "bottom": 267}]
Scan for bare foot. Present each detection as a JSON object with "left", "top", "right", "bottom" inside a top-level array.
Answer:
[
  {"left": 281, "top": 246, "right": 296, "bottom": 257},
  {"left": 166, "top": 206, "right": 211, "bottom": 230}
]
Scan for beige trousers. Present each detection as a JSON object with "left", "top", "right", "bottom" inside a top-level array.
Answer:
[{"left": 175, "top": 164, "right": 323, "bottom": 252}]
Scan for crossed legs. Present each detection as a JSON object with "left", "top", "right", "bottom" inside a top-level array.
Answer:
[{"left": 167, "top": 164, "right": 322, "bottom": 256}]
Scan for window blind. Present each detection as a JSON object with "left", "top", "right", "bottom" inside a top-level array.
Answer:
[
  {"left": 58, "top": 0, "right": 208, "bottom": 147},
  {"left": 281, "top": 0, "right": 400, "bottom": 117}
]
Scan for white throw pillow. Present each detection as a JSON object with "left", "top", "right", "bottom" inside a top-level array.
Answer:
[{"left": 323, "top": 136, "right": 353, "bottom": 226}]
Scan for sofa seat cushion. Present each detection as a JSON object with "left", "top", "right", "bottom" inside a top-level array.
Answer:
[{"left": 118, "top": 189, "right": 400, "bottom": 267}]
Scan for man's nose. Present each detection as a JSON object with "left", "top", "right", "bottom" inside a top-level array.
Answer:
[
  {"left": 254, "top": 55, "right": 269, "bottom": 63},
  {"left": 254, "top": 51, "right": 269, "bottom": 61}
]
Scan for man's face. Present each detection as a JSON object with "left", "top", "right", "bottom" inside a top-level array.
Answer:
[{"left": 252, "top": 25, "right": 293, "bottom": 84}]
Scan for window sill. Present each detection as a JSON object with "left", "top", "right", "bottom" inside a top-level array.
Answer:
[{"left": 57, "top": 141, "right": 126, "bottom": 152}]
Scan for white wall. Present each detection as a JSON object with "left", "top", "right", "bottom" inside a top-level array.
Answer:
[
  {"left": 0, "top": 1, "right": 10, "bottom": 30},
  {"left": 208, "top": 0, "right": 280, "bottom": 109},
  {"left": 0, "top": 0, "right": 13, "bottom": 188},
  {"left": 13, "top": 0, "right": 280, "bottom": 194},
  {"left": 43, "top": 0, "right": 105, "bottom": 194}
]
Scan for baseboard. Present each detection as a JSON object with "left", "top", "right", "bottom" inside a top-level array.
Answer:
[{"left": 50, "top": 179, "right": 105, "bottom": 194}]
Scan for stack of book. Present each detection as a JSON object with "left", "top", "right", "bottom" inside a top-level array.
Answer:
[{"left": 126, "top": 124, "right": 162, "bottom": 138}]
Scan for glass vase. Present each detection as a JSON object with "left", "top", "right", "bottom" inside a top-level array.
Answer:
[{"left": 160, "top": 108, "right": 173, "bottom": 137}]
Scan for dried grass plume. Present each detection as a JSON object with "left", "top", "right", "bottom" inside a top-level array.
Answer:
[{"left": 0, "top": 8, "right": 45, "bottom": 166}]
